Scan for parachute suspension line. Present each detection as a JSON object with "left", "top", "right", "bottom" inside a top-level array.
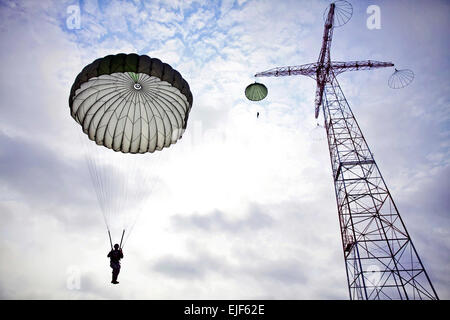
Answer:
[
  {"left": 81, "top": 134, "right": 110, "bottom": 230},
  {"left": 108, "top": 229, "right": 113, "bottom": 250},
  {"left": 119, "top": 229, "right": 125, "bottom": 249},
  {"left": 104, "top": 148, "right": 114, "bottom": 234},
  {"left": 123, "top": 160, "right": 162, "bottom": 249},
  {"left": 93, "top": 140, "right": 113, "bottom": 232},
  {"left": 120, "top": 165, "right": 149, "bottom": 249},
  {"left": 94, "top": 145, "right": 111, "bottom": 229}
]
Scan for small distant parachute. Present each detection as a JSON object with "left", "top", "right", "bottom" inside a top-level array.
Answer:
[
  {"left": 245, "top": 82, "right": 268, "bottom": 101},
  {"left": 68, "top": 53, "right": 193, "bottom": 247},
  {"left": 309, "top": 122, "right": 325, "bottom": 142},
  {"left": 388, "top": 68, "right": 414, "bottom": 89}
]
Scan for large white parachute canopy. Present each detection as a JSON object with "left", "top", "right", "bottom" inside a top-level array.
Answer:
[{"left": 69, "top": 53, "right": 193, "bottom": 247}]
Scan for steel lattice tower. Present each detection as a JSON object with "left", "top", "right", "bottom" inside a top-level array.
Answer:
[{"left": 254, "top": 1, "right": 439, "bottom": 300}]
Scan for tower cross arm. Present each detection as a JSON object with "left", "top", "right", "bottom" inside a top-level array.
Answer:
[
  {"left": 254, "top": 60, "right": 393, "bottom": 79},
  {"left": 331, "top": 60, "right": 394, "bottom": 75},
  {"left": 255, "top": 62, "right": 319, "bottom": 79}
]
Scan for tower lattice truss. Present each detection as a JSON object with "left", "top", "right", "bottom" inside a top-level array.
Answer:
[
  {"left": 324, "top": 73, "right": 436, "bottom": 300},
  {"left": 255, "top": 1, "right": 438, "bottom": 299}
]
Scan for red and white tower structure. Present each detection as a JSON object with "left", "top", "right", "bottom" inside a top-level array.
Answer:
[{"left": 255, "top": 1, "right": 439, "bottom": 300}]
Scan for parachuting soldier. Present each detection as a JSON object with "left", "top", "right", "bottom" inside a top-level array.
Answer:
[
  {"left": 69, "top": 54, "right": 193, "bottom": 284},
  {"left": 107, "top": 244, "right": 123, "bottom": 284}
]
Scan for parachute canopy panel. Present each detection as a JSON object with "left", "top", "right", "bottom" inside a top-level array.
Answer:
[
  {"left": 69, "top": 53, "right": 193, "bottom": 153},
  {"left": 245, "top": 82, "right": 268, "bottom": 101}
]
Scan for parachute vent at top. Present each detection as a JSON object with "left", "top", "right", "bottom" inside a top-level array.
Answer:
[{"left": 69, "top": 53, "right": 193, "bottom": 154}]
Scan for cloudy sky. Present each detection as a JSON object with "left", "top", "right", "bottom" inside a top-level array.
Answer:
[{"left": 0, "top": 0, "right": 448, "bottom": 299}]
